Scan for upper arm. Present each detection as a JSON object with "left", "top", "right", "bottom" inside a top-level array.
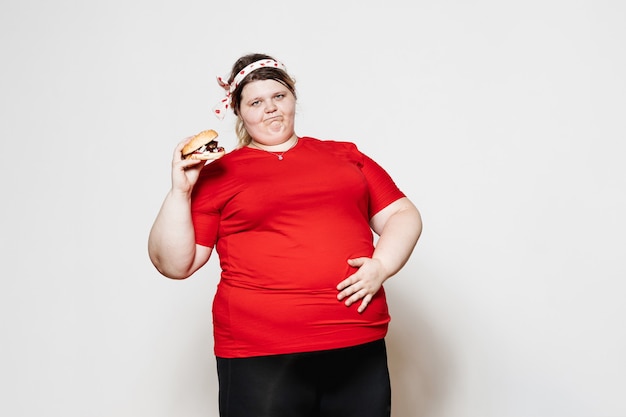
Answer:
[{"left": 370, "top": 197, "right": 420, "bottom": 236}]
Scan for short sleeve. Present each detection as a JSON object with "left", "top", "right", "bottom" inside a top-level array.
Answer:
[
  {"left": 359, "top": 152, "right": 406, "bottom": 217},
  {"left": 190, "top": 162, "right": 226, "bottom": 248}
]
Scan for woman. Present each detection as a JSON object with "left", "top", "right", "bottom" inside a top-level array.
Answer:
[{"left": 148, "top": 53, "right": 422, "bottom": 417}]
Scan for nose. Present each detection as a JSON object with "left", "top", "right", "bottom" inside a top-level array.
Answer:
[{"left": 265, "top": 99, "right": 278, "bottom": 113}]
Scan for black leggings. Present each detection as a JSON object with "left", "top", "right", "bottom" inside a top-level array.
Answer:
[{"left": 216, "top": 339, "right": 391, "bottom": 417}]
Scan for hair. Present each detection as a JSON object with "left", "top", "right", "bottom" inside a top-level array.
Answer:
[{"left": 228, "top": 53, "right": 297, "bottom": 147}]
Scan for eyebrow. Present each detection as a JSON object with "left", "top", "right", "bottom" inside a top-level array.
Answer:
[{"left": 244, "top": 89, "right": 289, "bottom": 104}]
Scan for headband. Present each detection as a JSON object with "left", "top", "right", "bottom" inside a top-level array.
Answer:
[{"left": 212, "top": 59, "right": 288, "bottom": 120}]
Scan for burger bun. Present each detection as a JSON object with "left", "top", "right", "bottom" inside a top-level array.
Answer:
[{"left": 181, "top": 129, "right": 225, "bottom": 161}]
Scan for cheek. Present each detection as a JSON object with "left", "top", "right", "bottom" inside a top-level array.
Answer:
[
  {"left": 280, "top": 102, "right": 296, "bottom": 117},
  {"left": 240, "top": 108, "right": 262, "bottom": 124}
]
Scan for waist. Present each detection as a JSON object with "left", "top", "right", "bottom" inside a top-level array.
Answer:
[{"left": 212, "top": 283, "right": 390, "bottom": 358}]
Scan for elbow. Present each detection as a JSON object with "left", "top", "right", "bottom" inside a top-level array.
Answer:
[
  {"left": 397, "top": 204, "right": 423, "bottom": 249},
  {"left": 157, "top": 266, "right": 193, "bottom": 280},
  {"left": 149, "top": 254, "right": 194, "bottom": 280},
  {"left": 397, "top": 201, "right": 423, "bottom": 238},
  {"left": 413, "top": 206, "right": 423, "bottom": 239}
]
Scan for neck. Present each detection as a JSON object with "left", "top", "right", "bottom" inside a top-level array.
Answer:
[{"left": 249, "top": 135, "right": 298, "bottom": 152}]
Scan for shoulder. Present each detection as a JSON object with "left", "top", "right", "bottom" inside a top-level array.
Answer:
[
  {"left": 299, "top": 136, "right": 361, "bottom": 154},
  {"left": 298, "top": 136, "right": 366, "bottom": 168}
]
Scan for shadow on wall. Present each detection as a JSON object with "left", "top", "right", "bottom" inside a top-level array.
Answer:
[{"left": 386, "top": 282, "right": 449, "bottom": 417}]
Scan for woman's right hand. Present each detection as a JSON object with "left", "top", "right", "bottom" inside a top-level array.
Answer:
[{"left": 171, "top": 136, "right": 206, "bottom": 194}]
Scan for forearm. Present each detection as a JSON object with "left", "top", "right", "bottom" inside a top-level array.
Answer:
[
  {"left": 371, "top": 205, "right": 422, "bottom": 280},
  {"left": 148, "top": 189, "right": 199, "bottom": 279}
]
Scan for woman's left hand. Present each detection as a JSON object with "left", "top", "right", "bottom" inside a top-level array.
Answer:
[{"left": 336, "top": 257, "right": 388, "bottom": 313}]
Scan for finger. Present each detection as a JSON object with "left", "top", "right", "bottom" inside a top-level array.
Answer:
[
  {"left": 337, "top": 287, "right": 350, "bottom": 301},
  {"left": 336, "top": 277, "right": 355, "bottom": 291},
  {"left": 344, "top": 287, "right": 366, "bottom": 306},
  {"left": 181, "top": 158, "right": 205, "bottom": 168},
  {"left": 173, "top": 158, "right": 204, "bottom": 174},
  {"left": 337, "top": 277, "right": 364, "bottom": 300},
  {"left": 173, "top": 136, "right": 195, "bottom": 160},
  {"left": 357, "top": 294, "right": 373, "bottom": 313},
  {"left": 347, "top": 257, "right": 366, "bottom": 267}
]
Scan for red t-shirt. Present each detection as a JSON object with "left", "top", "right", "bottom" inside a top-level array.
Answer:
[{"left": 190, "top": 137, "right": 405, "bottom": 358}]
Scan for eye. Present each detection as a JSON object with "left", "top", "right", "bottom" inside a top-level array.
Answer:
[
  {"left": 275, "top": 93, "right": 285, "bottom": 100},
  {"left": 250, "top": 100, "right": 261, "bottom": 106}
]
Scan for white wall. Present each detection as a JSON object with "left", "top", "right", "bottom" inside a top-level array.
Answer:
[{"left": 1, "top": 1, "right": 624, "bottom": 416}]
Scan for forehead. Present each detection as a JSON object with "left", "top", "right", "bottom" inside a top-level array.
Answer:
[{"left": 241, "top": 79, "right": 290, "bottom": 99}]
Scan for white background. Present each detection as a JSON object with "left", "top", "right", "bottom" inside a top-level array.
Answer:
[{"left": 1, "top": 1, "right": 625, "bottom": 416}]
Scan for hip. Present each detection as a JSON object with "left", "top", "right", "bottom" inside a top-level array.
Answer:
[{"left": 212, "top": 283, "right": 390, "bottom": 357}]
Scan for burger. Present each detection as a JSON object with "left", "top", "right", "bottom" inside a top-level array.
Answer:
[{"left": 181, "top": 129, "right": 225, "bottom": 160}]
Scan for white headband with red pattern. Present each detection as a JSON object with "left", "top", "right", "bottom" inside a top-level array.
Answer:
[{"left": 212, "top": 59, "right": 288, "bottom": 120}]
